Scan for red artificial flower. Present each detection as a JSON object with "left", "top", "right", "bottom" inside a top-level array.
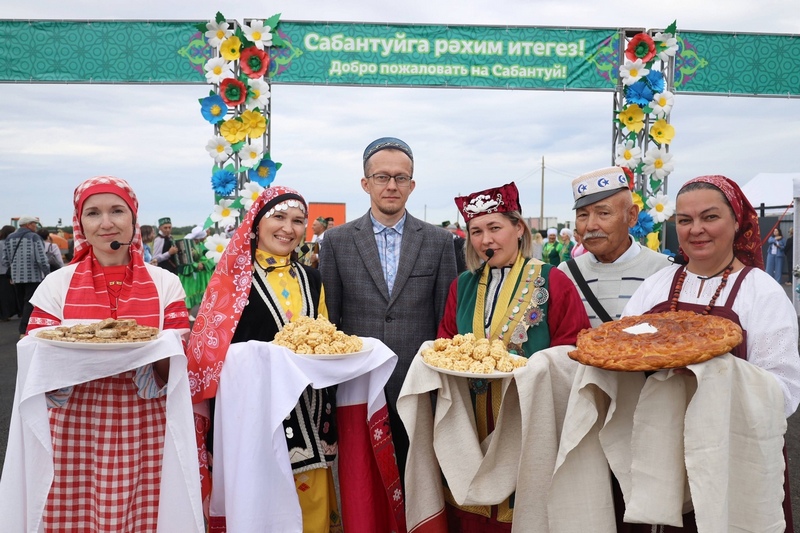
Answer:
[
  {"left": 240, "top": 46, "right": 270, "bottom": 79},
  {"left": 625, "top": 33, "right": 657, "bottom": 63},
  {"left": 219, "top": 78, "right": 247, "bottom": 106},
  {"left": 622, "top": 167, "right": 635, "bottom": 190}
]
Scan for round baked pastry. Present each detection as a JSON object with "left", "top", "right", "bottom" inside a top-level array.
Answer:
[{"left": 569, "top": 311, "right": 743, "bottom": 372}]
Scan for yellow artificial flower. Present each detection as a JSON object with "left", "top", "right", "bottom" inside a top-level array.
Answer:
[
  {"left": 650, "top": 119, "right": 675, "bottom": 145},
  {"left": 240, "top": 110, "right": 267, "bottom": 138},
  {"left": 220, "top": 36, "right": 242, "bottom": 61},
  {"left": 646, "top": 232, "right": 660, "bottom": 251},
  {"left": 631, "top": 191, "right": 644, "bottom": 210},
  {"left": 618, "top": 104, "right": 644, "bottom": 134},
  {"left": 219, "top": 118, "right": 248, "bottom": 144}
]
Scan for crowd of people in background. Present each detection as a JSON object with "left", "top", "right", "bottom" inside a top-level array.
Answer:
[{"left": 0, "top": 139, "right": 798, "bottom": 532}]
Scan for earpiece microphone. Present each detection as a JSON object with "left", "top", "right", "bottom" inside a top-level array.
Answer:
[
  {"left": 484, "top": 248, "right": 495, "bottom": 260},
  {"left": 110, "top": 237, "right": 134, "bottom": 250}
]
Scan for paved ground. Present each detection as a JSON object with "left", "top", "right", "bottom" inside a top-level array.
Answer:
[{"left": 0, "top": 306, "right": 799, "bottom": 531}]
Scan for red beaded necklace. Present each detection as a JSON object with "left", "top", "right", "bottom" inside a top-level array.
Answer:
[{"left": 669, "top": 257, "right": 735, "bottom": 315}]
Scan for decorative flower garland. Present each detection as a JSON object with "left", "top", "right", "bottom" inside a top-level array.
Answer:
[
  {"left": 614, "top": 21, "right": 679, "bottom": 251},
  {"left": 196, "top": 11, "right": 285, "bottom": 263}
]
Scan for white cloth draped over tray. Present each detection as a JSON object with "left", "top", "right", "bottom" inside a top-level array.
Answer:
[
  {"left": 398, "top": 343, "right": 577, "bottom": 532},
  {"left": 209, "top": 338, "right": 397, "bottom": 533},
  {"left": 550, "top": 354, "right": 787, "bottom": 533},
  {"left": 0, "top": 331, "right": 205, "bottom": 533}
]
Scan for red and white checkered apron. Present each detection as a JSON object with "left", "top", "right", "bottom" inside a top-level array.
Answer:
[{"left": 43, "top": 371, "right": 166, "bottom": 533}]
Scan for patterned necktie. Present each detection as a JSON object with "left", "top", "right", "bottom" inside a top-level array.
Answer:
[{"left": 384, "top": 227, "right": 398, "bottom": 295}]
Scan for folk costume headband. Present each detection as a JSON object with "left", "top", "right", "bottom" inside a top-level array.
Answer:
[
  {"left": 316, "top": 216, "right": 329, "bottom": 228},
  {"left": 186, "top": 185, "right": 308, "bottom": 401},
  {"left": 679, "top": 175, "right": 764, "bottom": 270},
  {"left": 455, "top": 182, "right": 521, "bottom": 222},
  {"left": 362, "top": 137, "right": 414, "bottom": 169}
]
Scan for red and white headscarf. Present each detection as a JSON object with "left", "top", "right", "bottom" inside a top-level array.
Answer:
[
  {"left": 186, "top": 185, "right": 307, "bottom": 401},
  {"left": 679, "top": 175, "right": 764, "bottom": 270},
  {"left": 63, "top": 176, "right": 161, "bottom": 327}
]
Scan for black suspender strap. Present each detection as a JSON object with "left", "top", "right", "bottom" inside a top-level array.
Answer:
[{"left": 565, "top": 259, "right": 614, "bottom": 323}]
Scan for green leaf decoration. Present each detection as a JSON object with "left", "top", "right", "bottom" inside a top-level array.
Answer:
[
  {"left": 649, "top": 177, "right": 663, "bottom": 191},
  {"left": 635, "top": 162, "right": 645, "bottom": 174},
  {"left": 203, "top": 216, "right": 215, "bottom": 230},
  {"left": 223, "top": 164, "right": 237, "bottom": 173},
  {"left": 229, "top": 198, "right": 244, "bottom": 210},
  {"left": 643, "top": 106, "right": 653, "bottom": 114},
  {"left": 231, "top": 141, "right": 245, "bottom": 153},
  {"left": 195, "top": 22, "right": 208, "bottom": 34},
  {"left": 665, "top": 20, "right": 677, "bottom": 35},
  {"left": 627, "top": 132, "right": 637, "bottom": 141},
  {"left": 275, "top": 162, "right": 283, "bottom": 171},
  {"left": 653, "top": 222, "right": 663, "bottom": 233},
  {"left": 272, "top": 35, "right": 287, "bottom": 48},
  {"left": 215, "top": 12, "right": 226, "bottom": 24},
  {"left": 264, "top": 13, "right": 282, "bottom": 29}
]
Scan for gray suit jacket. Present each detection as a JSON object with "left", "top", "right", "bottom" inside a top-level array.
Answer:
[{"left": 319, "top": 210, "right": 457, "bottom": 405}]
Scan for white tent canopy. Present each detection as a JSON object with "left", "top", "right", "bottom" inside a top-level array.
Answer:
[{"left": 741, "top": 173, "right": 798, "bottom": 214}]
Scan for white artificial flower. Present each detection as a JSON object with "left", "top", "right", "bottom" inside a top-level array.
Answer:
[
  {"left": 614, "top": 140, "right": 642, "bottom": 169},
  {"left": 246, "top": 79, "right": 272, "bottom": 110},
  {"left": 205, "top": 21, "right": 233, "bottom": 49},
  {"left": 650, "top": 91, "right": 675, "bottom": 119},
  {"left": 205, "top": 136, "right": 232, "bottom": 164},
  {"left": 239, "top": 181, "right": 265, "bottom": 211},
  {"left": 239, "top": 141, "right": 264, "bottom": 169},
  {"left": 243, "top": 20, "right": 273, "bottom": 50},
  {"left": 210, "top": 199, "right": 238, "bottom": 227},
  {"left": 642, "top": 146, "right": 674, "bottom": 179},
  {"left": 653, "top": 32, "right": 679, "bottom": 62},
  {"left": 203, "top": 233, "right": 231, "bottom": 263},
  {"left": 204, "top": 57, "right": 234, "bottom": 84},
  {"left": 646, "top": 193, "right": 675, "bottom": 223},
  {"left": 620, "top": 59, "right": 649, "bottom": 86}
]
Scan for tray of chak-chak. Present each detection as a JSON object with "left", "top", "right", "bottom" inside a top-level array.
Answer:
[
  {"left": 34, "top": 318, "right": 160, "bottom": 350},
  {"left": 271, "top": 316, "right": 370, "bottom": 360},
  {"left": 420, "top": 333, "right": 528, "bottom": 378},
  {"left": 568, "top": 310, "right": 743, "bottom": 372}
]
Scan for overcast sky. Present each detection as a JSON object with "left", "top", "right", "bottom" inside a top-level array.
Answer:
[{"left": 1, "top": 0, "right": 798, "bottom": 229}]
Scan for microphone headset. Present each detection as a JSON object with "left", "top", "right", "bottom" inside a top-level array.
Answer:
[
  {"left": 478, "top": 248, "right": 495, "bottom": 277},
  {"left": 110, "top": 222, "right": 137, "bottom": 250}
]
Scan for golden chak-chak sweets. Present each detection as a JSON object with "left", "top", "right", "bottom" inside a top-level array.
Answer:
[
  {"left": 35, "top": 319, "right": 160, "bottom": 343},
  {"left": 422, "top": 333, "right": 527, "bottom": 374},
  {"left": 273, "top": 316, "right": 364, "bottom": 355}
]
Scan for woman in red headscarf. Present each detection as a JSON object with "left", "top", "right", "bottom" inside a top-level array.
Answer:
[
  {"left": 620, "top": 176, "right": 800, "bottom": 532},
  {"left": 15, "top": 176, "right": 196, "bottom": 532}
]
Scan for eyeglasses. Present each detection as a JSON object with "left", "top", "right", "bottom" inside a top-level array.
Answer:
[{"left": 366, "top": 173, "right": 414, "bottom": 187}]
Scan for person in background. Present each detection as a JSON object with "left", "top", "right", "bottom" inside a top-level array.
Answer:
[
  {"left": 1, "top": 215, "right": 48, "bottom": 337},
  {"left": 557, "top": 227, "right": 575, "bottom": 263},
  {"left": 306, "top": 216, "right": 328, "bottom": 268},
  {"left": 766, "top": 227, "right": 786, "bottom": 283},
  {"left": 558, "top": 166, "right": 671, "bottom": 327},
  {"left": 433, "top": 181, "right": 589, "bottom": 530},
  {"left": 153, "top": 217, "right": 179, "bottom": 274},
  {"left": 140, "top": 224, "right": 155, "bottom": 264},
  {"left": 571, "top": 231, "right": 588, "bottom": 258},
  {"left": 531, "top": 230, "right": 544, "bottom": 262},
  {"left": 178, "top": 226, "right": 214, "bottom": 317},
  {"left": 0, "top": 225, "right": 20, "bottom": 321},
  {"left": 319, "top": 136, "right": 457, "bottom": 479},
  {"left": 542, "top": 227, "right": 560, "bottom": 265},
  {"left": 2, "top": 176, "right": 199, "bottom": 531},
  {"left": 785, "top": 226, "right": 794, "bottom": 286},
  {"left": 443, "top": 221, "right": 467, "bottom": 274},
  {"left": 37, "top": 229, "right": 64, "bottom": 273}
]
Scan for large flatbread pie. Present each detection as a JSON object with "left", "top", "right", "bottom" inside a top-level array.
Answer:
[{"left": 569, "top": 311, "right": 743, "bottom": 372}]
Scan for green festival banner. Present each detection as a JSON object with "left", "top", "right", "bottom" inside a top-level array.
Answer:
[{"left": 0, "top": 20, "right": 798, "bottom": 96}]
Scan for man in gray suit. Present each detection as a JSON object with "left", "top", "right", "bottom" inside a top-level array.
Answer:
[{"left": 320, "top": 137, "right": 457, "bottom": 475}]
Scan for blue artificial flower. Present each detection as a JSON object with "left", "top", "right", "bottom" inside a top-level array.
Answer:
[
  {"left": 625, "top": 80, "right": 654, "bottom": 106},
  {"left": 248, "top": 157, "right": 277, "bottom": 187},
  {"left": 211, "top": 168, "right": 237, "bottom": 196},
  {"left": 200, "top": 94, "right": 229, "bottom": 125},
  {"left": 645, "top": 70, "right": 665, "bottom": 94},
  {"left": 630, "top": 211, "right": 655, "bottom": 239}
]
